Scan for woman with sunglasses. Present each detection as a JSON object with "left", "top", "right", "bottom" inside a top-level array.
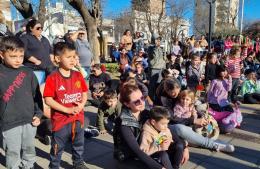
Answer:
[
  {"left": 113, "top": 84, "right": 188, "bottom": 169},
  {"left": 20, "top": 19, "right": 55, "bottom": 146},
  {"left": 20, "top": 19, "right": 54, "bottom": 85}
]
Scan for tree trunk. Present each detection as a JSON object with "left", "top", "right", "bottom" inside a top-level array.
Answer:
[
  {"left": 85, "top": 20, "right": 100, "bottom": 63},
  {"left": 67, "top": 0, "right": 101, "bottom": 63},
  {"left": 10, "top": 0, "right": 34, "bottom": 18},
  {"left": 38, "top": 0, "right": 47, "bottom": 26}
]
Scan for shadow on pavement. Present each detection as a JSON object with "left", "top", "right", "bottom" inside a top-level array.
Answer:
[
  {"left": 35, "top": 147, "right": 72, "bottom": 169},
  {"left": 189, "top": 151, "right": 259, "bottom": 169}
]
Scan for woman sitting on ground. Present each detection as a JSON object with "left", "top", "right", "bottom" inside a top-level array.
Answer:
[{"left": 113, "top": 84, "right": 189, "bottom": 169}]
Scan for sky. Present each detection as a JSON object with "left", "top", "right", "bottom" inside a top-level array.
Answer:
[
  {"left": 243, "top": 0, "right": 260, "bottom": 21},
  {"left": 103, "top": 0, "right": 260, "bottom": 21}
]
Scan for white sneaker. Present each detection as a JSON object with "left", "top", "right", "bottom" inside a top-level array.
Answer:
[
  {"left": 214, "top": 142, "right": 235, "bottom": 153},
  {"left": 84, "top": 128, "right": 100, "bottom": 138}
]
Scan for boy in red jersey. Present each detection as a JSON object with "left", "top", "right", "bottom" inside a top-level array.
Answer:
[{"left": 43, "top": 42, "right": 89, "bottom": 169}]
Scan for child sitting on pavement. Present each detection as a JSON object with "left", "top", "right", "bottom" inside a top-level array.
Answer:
[
  {"left": 97, "top": 89, "right": 121, "bottom": 134},
  {"left": 173, "top": 90, "right": 206, "bottom": 127},
  {"left": 207, "top": 66, "right": 242, "bottom": 133},
  {"left": 140, "top": 106, "right": 187, "bottom": 169},
  {"left": 241, "top": 69, "right": 260, "bottom": 104},
  {"left": 186, "top": 53, "right": 205, "bottom": 92},
  {"left": 135, "top": 62, "right": 148, "bottom": 85}
]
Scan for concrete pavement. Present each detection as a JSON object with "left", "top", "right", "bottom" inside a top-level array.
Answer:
[{"left": 0, "top": 104, "right": 260, "bottom": 169}]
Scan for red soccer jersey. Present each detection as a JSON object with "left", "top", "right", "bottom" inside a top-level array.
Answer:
[{"left": 43, "top": 70, "right": 88, "bottom": 131}]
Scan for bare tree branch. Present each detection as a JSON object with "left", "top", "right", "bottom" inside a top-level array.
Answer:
[
  {"left": 10, "top": 0, "right": 34, "bottom": 18},
  {"left": 67, "top": 0, "right": 101, "bottom": 63},
  {"left": 38, "top": 0, "right": 47, "bottom": 26}
]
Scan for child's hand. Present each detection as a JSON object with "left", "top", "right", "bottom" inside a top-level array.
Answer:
[
  {"left": 97, "top": 91, "right": 104, "bottom": 97},
  {"left": 100, "top": 130, "right": 107, "bottom": 135},
  {"left": 32, "top": 116, "right": 41, "bottom": 127},
  {"left": 160, "top": 139, "right": 170, "bottom": 151},
  {"left": 140, "top": 146, "right": 149, "bottom": 154},
  {"left": 194, "top": 117, "right": 208, "bottom": 126},
  {"left": 74, "top": 102, "right": 84, "bottom": 114},
  {"left": 181, "top": 147, "right": 189, "bottom": 165},
  {"left": 201, "top": 75, "right": 205, "bottom": 80},
  {"left": 67, "top": 107, "right": 78, "bottom": 115}
]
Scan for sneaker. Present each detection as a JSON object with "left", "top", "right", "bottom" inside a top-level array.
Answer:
[
  {"left": 214, "top": 142, "right": 235, "bottom": 153},
  {"left": 84, "top": 128, "right": 100, "bottom": 138},
  {"left": 73, "top": 162, "right": 90, "bottom": 169},
  {"left": 39, "top": 135, "right": 51, "bottom": 145}
]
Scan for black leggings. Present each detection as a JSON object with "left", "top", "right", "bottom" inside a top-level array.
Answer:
[
  {"left": 168, "top": 127, "right": 185, "bottom": 169},
  {"left": 151, "top": 140, "right": 184, "bottom": 169},
  {"left": 244, "top": 93, "right": 260, "bottom": 104},
  {"left": 37, "top": 117, "right": 52, "bottom": 138},
  {"left": 151, "top": 151, "right": 174, "bottom": 169}
]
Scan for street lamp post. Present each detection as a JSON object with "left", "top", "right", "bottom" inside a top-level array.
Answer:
[
  {"left": 240, "top": 0, "right": 244, "bottom": 35},
  {"left": 206, "top": 0, "right": 216, "bottom": 52}
]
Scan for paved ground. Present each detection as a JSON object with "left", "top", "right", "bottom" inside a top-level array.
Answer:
[{"left": 0, "top": 104, "right": 260, "bottom": 169}]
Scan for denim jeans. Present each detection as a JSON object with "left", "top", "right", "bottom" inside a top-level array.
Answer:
[
  {"left": 169, "top": 124, "right": 215, "bottom": 149},
  {"left": 2, "top": 124, "right": 37, "bottom": 169},
  {"left": 49, "top": 121, "right": 84, "bottom": 169},
  {"left": 127, "top": 50, "right": 133, "bottom": 63}
]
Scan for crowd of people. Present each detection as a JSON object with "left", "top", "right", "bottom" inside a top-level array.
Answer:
[{"left": 0, "top": 17, "right": 260, "bottom": 169}]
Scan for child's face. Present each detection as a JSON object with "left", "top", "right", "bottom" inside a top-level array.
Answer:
[
  {"left": 138, "top": 51, "right": 144, "bottom": 56},
  {"left": 166, "top": 88, "right": 181, "bottom": 98},
  {"left": 247, "top": 72, "right": 256, "bottom": 80},
  {"left": 220, "top": 70, "right": 227, "bottom": 78},
  {"left": 210, "top": 55, "right": 217, "bottom": 64},
  {"left": 105, "top": 98, "right": 118, "bottom": 108},
  {"left": 192, "top": 57, "right": 201, "bottom": 67},
  {"left": 121, "top": 49, "right": 127, "bottom": 55},
  {"left": 151, "top": 118, "right": 169, "bottom": 132},
  {"left": 247, "top": 56, "right": 253, "bottom": 62},
  {"left": 0, "top": 49, "right": 24, "bottom": 69},
  {"left": 180, "top": 96, "right": 192, "bottom": 107},
  {"left": 136, "top": 65, "right": 143, "bottom": 73},
  {"left": 171, "top": 55, "right": 176, "bottom": 62},
  {"left": 75, "top": 55, "right": 80, "bottom": 66},
  {"left": 55, "top": 49, "right": 77, "bottom": 70}
]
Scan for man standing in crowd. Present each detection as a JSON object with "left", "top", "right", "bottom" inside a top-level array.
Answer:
[
  {"left": 148, "top": 33, "right": 167, "bottom": 100},
  {"left": 71, "top": 28, "right": 93, "bottom": 81}
]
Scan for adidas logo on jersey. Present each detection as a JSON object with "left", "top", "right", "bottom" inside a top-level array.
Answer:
[{"left": 58, "top": 85, "right": 66, "bottom": 91}]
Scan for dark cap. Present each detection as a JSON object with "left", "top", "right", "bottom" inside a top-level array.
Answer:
[{"left": 244, "top": 69, "right": 255, "bottom": 75}]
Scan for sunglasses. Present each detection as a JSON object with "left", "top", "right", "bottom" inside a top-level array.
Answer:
[
  {"left": 36, "top": 27, "right": 42, "bottom": 30},
  {"left": 130, "top": 96, "right": 145, "bottom": 106}
]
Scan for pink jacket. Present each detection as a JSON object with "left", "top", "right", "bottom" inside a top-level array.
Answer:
[
  {"left": 224, "top": 40, "right": 233, "bottom": 50},
  {"left": 173, "top": 103, "right": 197, "bottom": 119}
]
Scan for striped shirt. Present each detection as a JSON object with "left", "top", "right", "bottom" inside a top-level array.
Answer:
[{"left": 225, "top": 57, "right": 241, "bottom": 78}]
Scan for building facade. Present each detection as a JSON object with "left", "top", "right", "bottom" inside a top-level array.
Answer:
[
  {"left": 194, "top": 0, "right": 240, "bottom": 36},
  {"left": 131, "top": 0, "right": 190, "bottom": 46}
]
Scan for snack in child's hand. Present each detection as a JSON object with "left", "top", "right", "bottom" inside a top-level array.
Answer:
[{"left": 155, "top": 134, "right": 167, "bottom": 145}]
